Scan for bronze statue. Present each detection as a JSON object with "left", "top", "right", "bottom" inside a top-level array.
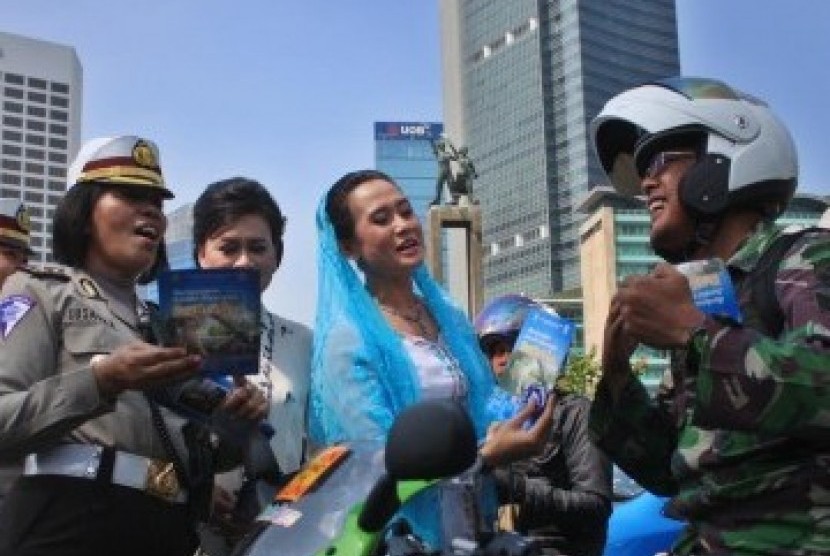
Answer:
[
  {"left": 430, "top": 135, "right": 477, "bottom": 206},
  {"left": 451, "top": 146, "right": 478, "bottom": 204}
]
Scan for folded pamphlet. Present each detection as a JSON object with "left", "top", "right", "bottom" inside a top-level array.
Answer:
[
  {"left": 501, "top": 307, "right": 575, "bottom": 410},
  {"left": 155, "top": 268, "right": 261, "bottom": 376}
]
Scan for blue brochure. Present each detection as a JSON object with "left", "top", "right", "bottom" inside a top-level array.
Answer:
[
  {"left": 676, "top": 258, "right": 743, "bottom": 324},
  {"left": 501, "top": 307, "right": 575, "bottom": 408},
  {"left": 156, "top": 268, "right": 261, "bottom": 376}
]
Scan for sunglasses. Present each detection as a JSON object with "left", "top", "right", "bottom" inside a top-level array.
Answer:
[{"left": 644, "top": 151, "right": 696, "bottom": 179}]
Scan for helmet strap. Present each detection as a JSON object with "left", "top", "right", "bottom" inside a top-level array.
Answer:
[
  {"left": 692, "top": 217, "right": 719, "bottom": 253},
  {"left": 653, "top": 212, "right": 721, "bottom": 264}
]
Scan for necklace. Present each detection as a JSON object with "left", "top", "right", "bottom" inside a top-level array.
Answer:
[{"left": 378, "top": 299, "right": 431, "bottom": 337}]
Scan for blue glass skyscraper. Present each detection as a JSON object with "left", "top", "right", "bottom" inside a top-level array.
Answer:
[
  {"left": 374, "top": 121, "right": 444, "bottom": 225},
  {"left": 441, "top": 0, "right": 680, "bottom": 299}
]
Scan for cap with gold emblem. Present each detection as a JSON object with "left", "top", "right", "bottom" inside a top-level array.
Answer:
[
  {"left": 67, "top": 135, "right": 174, "bottom": 198},
  {"left": 0, "top": 198, "right": 33, "bottom": 254}
]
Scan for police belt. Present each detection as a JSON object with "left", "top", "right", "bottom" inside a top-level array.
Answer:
[{"left": 24, "top": 444, "right": 187, "bottom": 504}]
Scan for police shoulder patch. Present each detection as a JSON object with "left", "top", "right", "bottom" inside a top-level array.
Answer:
[{"left": 0, "top": 294, "right": 36, "bottom": 338}]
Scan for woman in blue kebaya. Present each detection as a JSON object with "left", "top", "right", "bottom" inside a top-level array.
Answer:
[{"left": 310, "top": 169, "right": 553, "bottom": 551}]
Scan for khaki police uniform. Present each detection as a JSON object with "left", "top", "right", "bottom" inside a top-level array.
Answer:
[{"left": 0, "top": 265, "right": 200, "bottom": 556}]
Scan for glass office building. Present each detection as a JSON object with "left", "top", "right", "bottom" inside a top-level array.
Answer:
[
  {"left": 374, "top": 121, "right": 443, "bottom": 225},
  {"left": 440, "top": 0, "right": 679, "bottom": 299}
]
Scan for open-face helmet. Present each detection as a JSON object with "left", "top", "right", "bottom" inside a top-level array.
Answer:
[
  {"left": 591, "top": 77, "right": 797, "bottom": 221},
  {"left": 474, "top": 294, "right": 540, "bottom": 352}
]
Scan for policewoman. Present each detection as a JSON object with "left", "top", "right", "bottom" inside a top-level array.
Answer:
[
  {"left": 0, "top": 136, "right": 266, "bottom": 556},
  {"left": 0, "top": 198, "right": 33, "bottom": 288}
]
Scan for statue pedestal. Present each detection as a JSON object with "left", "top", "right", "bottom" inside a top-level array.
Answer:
[{"left": 425, "top": 202, "right": 483, "bottom": 317}]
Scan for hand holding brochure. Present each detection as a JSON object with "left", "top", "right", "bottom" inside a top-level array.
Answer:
[
  {"left": 501, "top": 307, "right": 575, "bottom": 409},
  {"left": 156, "top": 268, "right": 261, "bottom": 376},
  {"left": 675, "top": 258, "right": 742, "bottom": 323}
]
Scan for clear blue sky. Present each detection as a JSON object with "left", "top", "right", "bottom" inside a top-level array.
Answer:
[{"left": 2, "top": 1, "right": 828, "bottom": 325}]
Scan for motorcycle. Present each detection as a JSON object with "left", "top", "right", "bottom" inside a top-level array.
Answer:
[{"left": 232, "top": 399, "right": 540, "bottom": 556}]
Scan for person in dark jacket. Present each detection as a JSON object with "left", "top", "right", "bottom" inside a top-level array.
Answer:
[{"left": 475, "top": 295, "right": 613, "bottom": 556}]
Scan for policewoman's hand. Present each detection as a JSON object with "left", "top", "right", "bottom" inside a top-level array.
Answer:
[
  {"left": 221, "top": 376, "right": 268, "bottom": 422},
  {"left": 91, "top": 341, "right": 202, "bottom": 397}
]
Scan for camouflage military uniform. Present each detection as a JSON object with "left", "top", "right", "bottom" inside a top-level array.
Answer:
[{"left": 590, "top": 221, "right": 830, "bottom": 556}]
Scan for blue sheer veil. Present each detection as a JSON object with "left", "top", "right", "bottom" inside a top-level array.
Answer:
[{"left": 309, "top": 192, "right": 499, "bottom": 446}]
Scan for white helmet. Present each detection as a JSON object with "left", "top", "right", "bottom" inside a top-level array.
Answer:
[{"left": 591, "top": 77, "right": 797, "bottom": 218}]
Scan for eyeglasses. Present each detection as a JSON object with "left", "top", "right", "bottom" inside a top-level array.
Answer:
[{"left": 644, "top": 151, "right": 696, "bottom": 179}]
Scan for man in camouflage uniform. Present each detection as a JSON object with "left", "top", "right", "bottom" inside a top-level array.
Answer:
[{"left": 588, "top": 77, "right": 830, "bottom": 555}]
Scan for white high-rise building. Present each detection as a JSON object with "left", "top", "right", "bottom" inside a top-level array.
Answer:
[{"left": 0, "top": 31, "right": 82, "bottom": 261}]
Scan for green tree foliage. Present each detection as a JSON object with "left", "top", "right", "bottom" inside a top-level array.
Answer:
[
  {"left": 557, "top": 348, "right": 651, "bottom": 398},
  {"left": 557, "top": 347, "right": 602, "bottom": 397}
]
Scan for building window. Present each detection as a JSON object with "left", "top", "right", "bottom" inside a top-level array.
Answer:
[
  {"left": 0, "top": 188, "right": 20, "bottom": 197},
  {"left": 49, "top": 124, "right": 67, "bottom": 136},
  {"left": 1, "top": 160, "right": 21, "bottom": 171},
  {"left": 50, "top": 82, "right": 69, "bottom": 94},
  {"left": 25, "top": 177, "right": 44, "bottom": 188},
  {"left": 27, "top": 105, "right": 47, "bottom": 118},
  {"left": 3, "top": 101, "right": 23, "bottom": 113},
  {"left": 1, "top": 144, "right": 22, "bottom": 156},
  {"left": 47, "top": 180, "right": 64, "bottom": 192},
  {"left": 25, "top": 134, "right": 45, "bottom": 146},
  {"left": 25, "top": 148, "right": 45, "bottom": 160},
  {"left": 26, "top": 120, "right": 45, "bottom": 132},
  {"left": 3, "top": 87, "right": 23, "bottom": 99},
  {"left": 27, "top": 105, "right": 49, "bottom": 118},
  {"left": 2, "top": 130, "right": 22, "bottom": 142},
  {"left": 25, "top": 163, "right": 44, "bottom": 174},
  {"left": 24, "top": 191, "right": 44, "bottom": 203},
  {"left": 4, "top": 73, "right": 24, "bottom": 85},
  {"left": 27, "top": 91, "right": 47, "bottom": 103},
  {"left": 2, "top": 115, "right": 22, "bottom": 127},
  {"left": 27, "top": 77, "right": 47, "bottom": 89},
  {"left": 49, "top": 95, "right": 68, "bottom": 108},
  {"left": 27, "top": 205, "right": 43, "bottom": 217},
  {"left": 48, "top": 167, "right": 65, "bottom": 178},
  {"left": 48, "top": 194, "right": 63, "bottom": 205},
  {"left": 49, "top": 110, "right": 68, "bottom": 122},
  {"left": 48, "top": 152, "right": 66, "bottom": 164},
  {"left": 1, "top": 174, "right": 20, "bottom": 185},
  {"left": 48, "top": 137, "right": 66, "bottom": 149}
]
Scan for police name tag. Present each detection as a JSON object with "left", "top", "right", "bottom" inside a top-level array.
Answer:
[{"left": 0, "top": 295, "right": 36, "bottom": 338}]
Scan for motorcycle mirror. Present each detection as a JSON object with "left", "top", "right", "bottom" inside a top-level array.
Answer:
[
  {"left": 358, "top": 400, "right": 478, "bottom": 534},
  {"left": 385, "top": 399, "right": 478, "bottom": 480}
]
